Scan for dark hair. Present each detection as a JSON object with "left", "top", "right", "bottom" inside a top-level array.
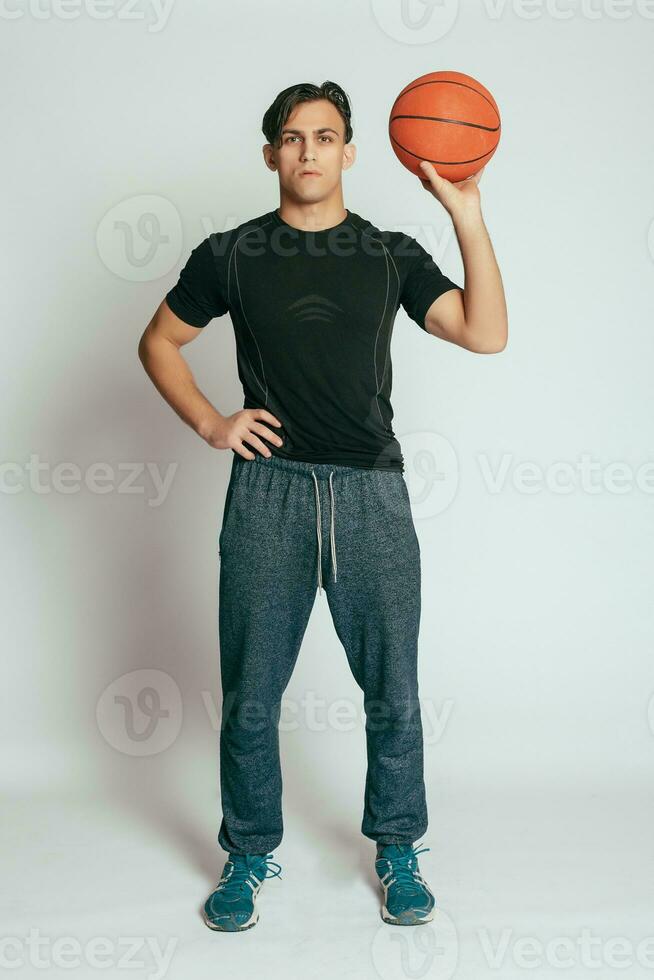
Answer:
[{"left": 262, "top": 80, "right": 353, "bottom": 147}]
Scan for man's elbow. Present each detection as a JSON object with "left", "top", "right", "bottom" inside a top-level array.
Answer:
[
  {"left": 137, "top": 327, "right": 155, "bottom": 366},
  {"left": 137, "top": 332, "right": 148, "bottom": 364},
  {"left": 465, "top": 320, "right": 508, "bottom": 354},
  {"left": 479, "top": 336, "right": 507, "bottom": 354}
]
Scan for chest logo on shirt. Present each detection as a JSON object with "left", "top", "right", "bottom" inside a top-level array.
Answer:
[{"left": 286, "top": 294, "right": 344, "bottom": 324}]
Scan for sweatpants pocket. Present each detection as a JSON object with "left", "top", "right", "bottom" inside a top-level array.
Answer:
[{"left": 218, "top": 455, "right": 240, "bottom": 556}]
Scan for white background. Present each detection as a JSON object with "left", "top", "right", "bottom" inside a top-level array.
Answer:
[{"left": 2, "top": 0, "right": 654, "bottom": 977}]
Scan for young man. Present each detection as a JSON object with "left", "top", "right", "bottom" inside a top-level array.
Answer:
[{"left": 138, "top": 80, "right": 507, "bottom": 932}]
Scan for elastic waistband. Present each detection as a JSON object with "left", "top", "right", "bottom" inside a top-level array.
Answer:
[{"left": 235, "top": 451, "right": 383, "bottom": 481}]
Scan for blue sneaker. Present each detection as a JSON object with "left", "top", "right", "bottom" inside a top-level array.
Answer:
[
  {"left": 375, "top": 841, "right": 435, "bottom": 925},
  {"left": 202, "top": 852, "right": 282, "bottom": 932}
]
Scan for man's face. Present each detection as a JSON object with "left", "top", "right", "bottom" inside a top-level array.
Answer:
[{"left": 264, "top": 99, "right": 355, "bottom": 201}]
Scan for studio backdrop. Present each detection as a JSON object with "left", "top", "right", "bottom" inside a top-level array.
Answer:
[{"left": 2, "top": 1, "right": 653, "bottom": 978}]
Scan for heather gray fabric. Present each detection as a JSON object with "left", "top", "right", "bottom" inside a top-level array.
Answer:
[{"left": 216, "top": 450, "right": 427, "bottom": 855}]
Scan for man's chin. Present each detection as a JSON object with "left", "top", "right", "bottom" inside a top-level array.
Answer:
[{"left": 291, "top": 189, "right": 328, "bottom": 205}]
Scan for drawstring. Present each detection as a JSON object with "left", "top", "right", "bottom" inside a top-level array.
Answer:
[
  {"left": 329, "top": 471, "right": 337, "bottom": 584},
  {"left": 311, "top": 469, "right": 337, "bottom": 594},
  {"left": 311, "top": 471, "right": 323, "bottom": 593}
]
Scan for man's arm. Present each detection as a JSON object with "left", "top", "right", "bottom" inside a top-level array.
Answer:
[
  {"left": 137, "top": 298, "right": 283, "bottom": 458},
  {"left": 137, "top": 298, "right": 223, "bottom": 440},
  {"left": 419, "top": 162, "right": 508, "bottom": 355}
]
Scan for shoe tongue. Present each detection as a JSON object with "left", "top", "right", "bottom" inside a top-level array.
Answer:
[
  {"left": 378, "top": 843, "right": 413, "bottom": 860},
  {"left": 229, "top": 853, "right": 261, "bottom": 871},
  {"left": 226, "top": 853, "right": 267, "bottom": 886}
]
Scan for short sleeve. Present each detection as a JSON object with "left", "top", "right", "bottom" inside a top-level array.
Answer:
[
  {"left": 400, "top": 239, "right": 461, "bottom": 331},
  {"left": 165, "top": 236, "right": 229, "bottom": 328}
]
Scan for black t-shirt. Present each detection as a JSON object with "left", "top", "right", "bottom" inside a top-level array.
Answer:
[{"left": 165, "top": 207, "right": 461, "bottom": 471}]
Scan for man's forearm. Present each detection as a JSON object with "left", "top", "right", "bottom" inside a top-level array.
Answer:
[
  {"left": 452, "top": 209, "right": 508, "bottom": 351},
  {"left": 138, "top": 335, "right": 222, "bottom": 440}
]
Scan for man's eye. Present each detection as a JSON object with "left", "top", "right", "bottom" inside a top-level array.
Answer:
[{"left": 284, "top": 135, "right": 332, "bottom": 143}]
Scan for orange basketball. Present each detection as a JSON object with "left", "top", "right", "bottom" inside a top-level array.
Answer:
[{"left": 389, "top": 70, "right": 501, "bottom": 183}]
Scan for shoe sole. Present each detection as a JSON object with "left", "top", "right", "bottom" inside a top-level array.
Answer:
[
  {"left": 380, "top": 904, "right": 434, "bottom": 926},
  {"left": 202, "top": 908, "right": 259, "bottom": 932}
]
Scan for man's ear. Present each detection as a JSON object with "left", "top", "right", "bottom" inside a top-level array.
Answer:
[
  {"left": 262, "top": 143, "right": 277, "bottom": 172},
  {"left": 342, "top": 142, "right": 356, "bottom": 171}
]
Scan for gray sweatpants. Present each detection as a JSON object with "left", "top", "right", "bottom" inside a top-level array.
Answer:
[{"left": 216, "top": 451, "right": 428, "bottom": 855}]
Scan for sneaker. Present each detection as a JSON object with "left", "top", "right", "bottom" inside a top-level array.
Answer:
[
  {"left": 374, "top": 841, "right": 435, "bottom": 926},
  {"left": 202, "top": 852, "right": 282, "bottom": 932}
]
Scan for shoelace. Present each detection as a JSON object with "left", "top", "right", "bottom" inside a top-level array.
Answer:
[
  {"left": 377, "top": 842, "right": 431, "bottom": 894},
  {"left": 215, "top": 853, "right": 282, "bottom": 897}
]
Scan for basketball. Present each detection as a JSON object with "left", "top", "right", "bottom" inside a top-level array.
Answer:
[{"left": 388, "top": 70, "right": 501, "bottom": 183}]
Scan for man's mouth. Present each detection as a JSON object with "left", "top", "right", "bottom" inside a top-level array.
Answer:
[{"left": 299, "top": 170, "right": 322, "bottom": 176}]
